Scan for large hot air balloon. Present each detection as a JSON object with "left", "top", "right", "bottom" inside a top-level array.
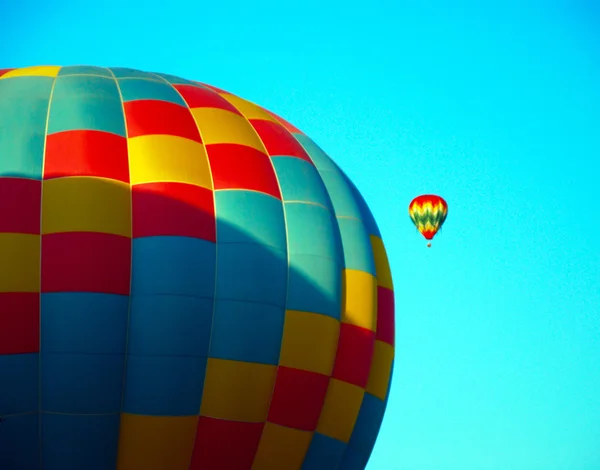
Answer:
[
  {"left": 0, "top": 65, "right": 395, "bottom": 470},
  {"left": 408, "top": 194, "right": 448, "bottom": 247}
]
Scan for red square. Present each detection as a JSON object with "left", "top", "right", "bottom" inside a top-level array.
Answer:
[
  {"left": 332, "top": 323, "right": 376, "bottom": 389},
  {"left": 41, "top": 232, "right": 131, "bottom": 295},
  {"left": 267, "top": 366, "right": 330, "bottom": 431},
  {"left": 124, "top": 100, "right": 202, "bottom": 142},
  {"left": 0, "top": 178, "right": 41, "bottom": 234},
  {"left": 174, "top": 84, "right": 241, "bottom": 115},
  {"left": 44, "top": 130, "right": 129, "bottom": 182},
  {"left": 190, "top": 417, "right": 263, "bottom": 470},
  {"left": 132, "top": 182, "right": 215, "bottom": 241},
  {"left": 376, "top": 287, "right": 395, "bottom": 346},
  {"left": 197, "top": 83, "right": 229, "bottom": 94},
  {"left": 206, "top": 143, "right": 281, "bottom": 199},
  {"left": 249, "top": 119, "right": 313, "bottom": 163},
  {"left": 264, "top": 109, "right": 304, "bottom": 135},
  {"left": 0, "top": 293, "right": 39, "bottom": 354}
]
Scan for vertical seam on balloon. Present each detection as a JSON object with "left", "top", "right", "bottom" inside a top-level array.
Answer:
[
  {"left": 332, "top": 164, "right": 380, "bottom": 469},
  {"left": 37, "top": 69, "right": 58, "bottom": 470},
  {"left": 153, "top": 76, "right": 217, "bottom": 470},
  {"left": 343, "top": 164, "right": 396, "bottom": 467},
  {"left": 230, "top": 103, "right": 293, "bottom": 464},
  {"left": 288, "top": 135, "right": 347, "bottom": 469},
  {"left": 111, "top": 67, "right": 133, "bottom": 467}
]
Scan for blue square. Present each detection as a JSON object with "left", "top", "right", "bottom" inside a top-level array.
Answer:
[
  {"left": 58, "top": 66, "right": 112, "bottom": 77},
  {"left": 48, "top": 75, "right": 126, "bottom": 135},
  {"left": 0, "top": 413, "right": 39, "bottom": 470},
  {"left": 216, "top": 190, "right": 286, "bottom": 251},
  {"left": 209, "top": 299, "right": 285, "bottom": 365},
  {"left": 343, "top": 175, "right": 381, "bottom": 238},
  {"left": 0, "top": 353, "right": 38, "bottom": 415},
  {"left": 122, "top": 354, "right": 207, "bottom": 416},
  {"left": 118, "top": 78, "right": 187, "bottom": 106},
  {"left": 110, "top": 67, "right": 157, "bottom": 79},
  {"left": 337, "top": 218, "right": 376, "bottom": 275},
  {"left": 216, "top": 242, "right": 287, "bottom": 307},
  {"left": 319, "top": 169, "right": 363, "bottom": 220},
  {"left": 338, "top": 446, "right": 370, "bottom": 470},
  {"left": 271, "top": 156, "right": 332, "bottom": 208},
  {"left": 132, "top": 236, "right": 216, "bottom": 298},
  {"left": 153, "top": 72, "right": 199, "bottom": 86},
  {"left": 348, "top": 392, "right": 387, "bottom": 455},
  {"left": 292, "top": 134, "right": 338, "bottom": 172},
  {"left": 41, "top": 352, "right": 124, "bottom": 414},
  {"left": 42, "top": 413, "right": 120, "bottom": 470},
  {"left": 285, "top": 202, "right": 343, "bottom": 262},
  {"left": 287, "top": 253, "right": 342, "bottom": 319},
  {"left": 301, "top": 432, "right": 346, "bottom": 470},
  {"left": 128, "top": 294, "right": 213, "bottom": 357},
  {"left": 0, "top": 76, "right": 52, "bottom": 179},
  {"left": 41, "top": 293, "right": 129, "bottom": 355}
]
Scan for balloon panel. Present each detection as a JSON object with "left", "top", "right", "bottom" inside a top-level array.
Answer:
[{"left": 0, "top": 66, "right": 394, "bottom": 470}]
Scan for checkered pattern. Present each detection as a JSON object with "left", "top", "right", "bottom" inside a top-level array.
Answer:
[{"left": 0, "top": 65, "right": 395, "bottom": 470}]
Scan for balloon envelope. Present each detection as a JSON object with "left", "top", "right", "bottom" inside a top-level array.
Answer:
[
  {"left": 0, "top": 65, "right": 395, "bottom": 470},
  {"left": 408, "top": 194, "right": 448, "bottom": 241}
]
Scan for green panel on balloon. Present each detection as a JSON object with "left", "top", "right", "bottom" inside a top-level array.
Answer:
[
  {"left": 0, "top": 76, "right": 53, "bottom": 178},
  {"left": 48, "top": 75, "right": 126, "bottom": 135},
  {"left": 118, "top": 78, "right": 188, "bottom": 105},
  {"left": 57, "top": 66, "right": 113, "bottom": 77}
]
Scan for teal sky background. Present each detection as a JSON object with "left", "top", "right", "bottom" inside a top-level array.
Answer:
[{"left": 3, "top": 1, "right": 599, "bottom": 469}]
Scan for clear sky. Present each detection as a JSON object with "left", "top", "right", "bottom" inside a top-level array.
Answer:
[{"left": 3, "top": 1, "right": 599, "bottom": 469}]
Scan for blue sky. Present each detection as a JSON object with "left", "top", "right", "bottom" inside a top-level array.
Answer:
[{"left": 3, "top": 1, "right": 600, "bottom": 468}]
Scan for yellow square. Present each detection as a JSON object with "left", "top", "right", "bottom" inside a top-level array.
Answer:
[
  {"left": 252, "top": 422, "right": 312, "bottom": 470},
  {"left": 190, "top": 107, "right": 265, "bottom": 152},
  {"left": 0, "top": 233, "right": 40, "bottom": 292},
  {"left": 370, "top": 235, "right": 393, "bottom": 290},
  {"left": 200, "top": 358, "right": 276, "bottom": 422},
  {"left": 219, "top": 94, "right": 279, "bottom": 122},
  {"left": 116, "top": 413, "right": 198, "bottom": 470},
  {"left": 42, "top": 177, "right": 131, "bottom": 236},
  {"left": 279, "top": 310, "right": 340, "bottom": 376},
  {"left": 1, "top": 66, "right": 61, "bottom": 79},
  {"left": 342, "top": 269, "right": 377, "bottom": 331},
  {"left": 316, "top": 378, "right": 364, "bottom": 443},
  {"left": 366, "top": 340, "right": 394, "bottom": 401},
  {"left": 128, "top": 134, "right": 212, "bottom": 189}
]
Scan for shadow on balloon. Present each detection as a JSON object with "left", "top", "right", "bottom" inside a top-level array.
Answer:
[{"left": 0, "top": 178, "right": 386, "bottom": 470}]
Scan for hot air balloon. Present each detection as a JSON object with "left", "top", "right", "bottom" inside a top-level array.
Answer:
[
  {"left": 0, "top": 65, "right": 395, "bottom": 470},
  {"left": 408, "top": 194, "right": 448, "bottom": 247}
]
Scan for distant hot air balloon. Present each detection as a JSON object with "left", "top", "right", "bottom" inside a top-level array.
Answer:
[
  {"left": 408, "top": 195, "right": 448, "bottom": 247},
  {"left": 0, "top": 65, "right": 395, "bottom": 470}
]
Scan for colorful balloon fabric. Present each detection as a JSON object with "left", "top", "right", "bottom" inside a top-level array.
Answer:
[
  {"left": 408, "top": 194, "right": 448, "bottom": 243},
  {"left": 0, "top": 66, "right": 395, "bottom": 470}
]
